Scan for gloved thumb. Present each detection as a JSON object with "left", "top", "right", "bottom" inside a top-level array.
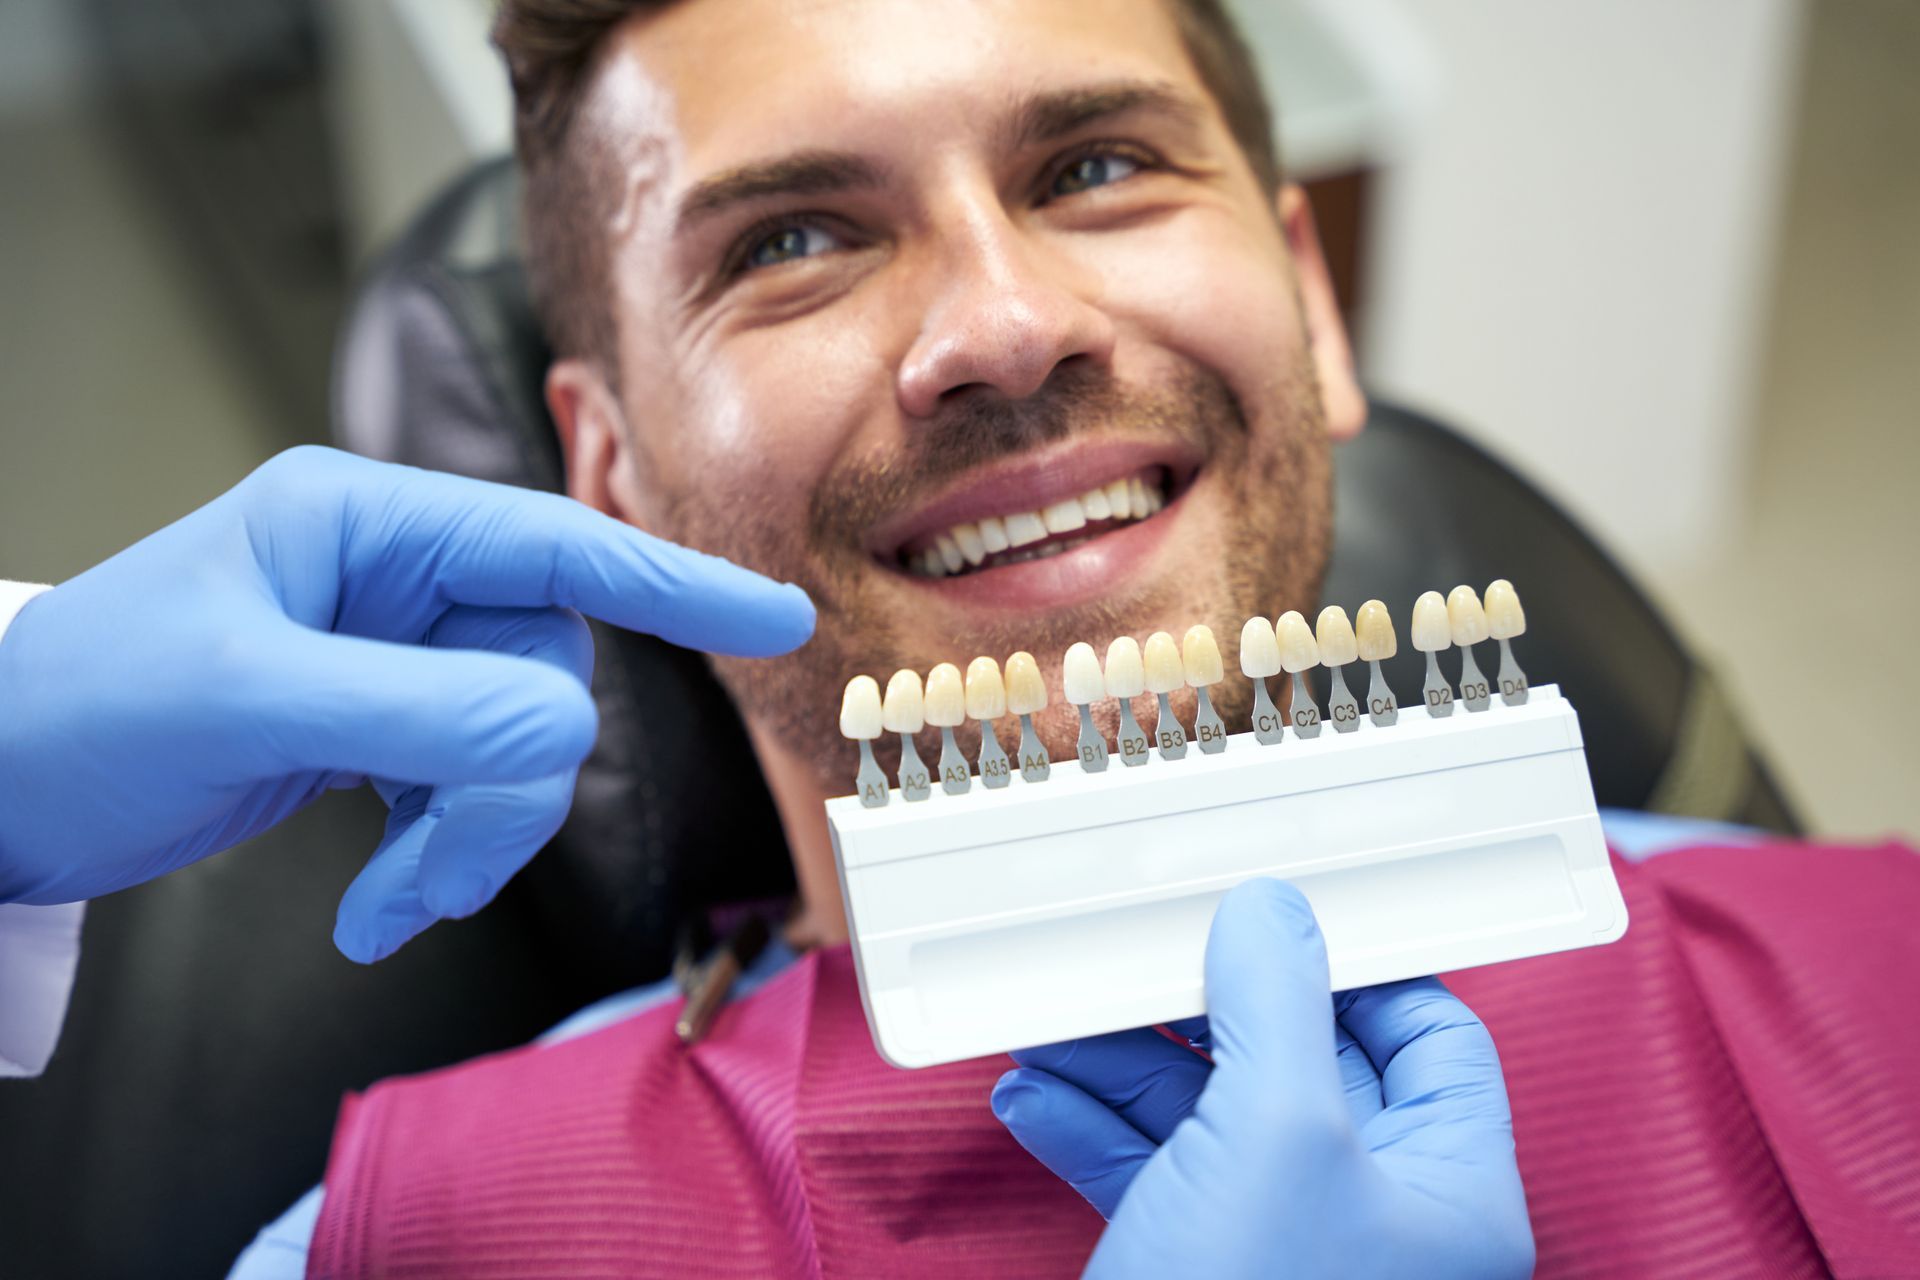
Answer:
[{"left": 1199, "top": 878, "right": 1346, "bottom": 1116}]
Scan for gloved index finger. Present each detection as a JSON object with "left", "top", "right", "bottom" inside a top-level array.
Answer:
[
  {"left": 1338, "top": 979, "right": 1511, "bottom": 1126},
  {"left": 346, "top": 459, "right": 815, "bottom": 657}
]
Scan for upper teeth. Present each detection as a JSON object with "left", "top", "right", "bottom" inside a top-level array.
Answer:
[{"left": 908, "top": 472, "right": 1167, "bottom": 579}]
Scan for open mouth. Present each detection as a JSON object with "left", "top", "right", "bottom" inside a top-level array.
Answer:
[{"left": 895, "top": 465, "right": 1177, "bottom": 580}]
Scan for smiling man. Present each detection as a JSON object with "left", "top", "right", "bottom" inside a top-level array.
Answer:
[
  {"left": 226, "top": 1, "right": 1920, "bottom": 1276},
  {"left": 527, "top": 0, "right": 1362, "bottom": 944}
]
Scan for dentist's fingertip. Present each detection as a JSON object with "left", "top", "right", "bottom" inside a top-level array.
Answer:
[{"left": 421, "top": 869, "right": 494, "bottom": 920}]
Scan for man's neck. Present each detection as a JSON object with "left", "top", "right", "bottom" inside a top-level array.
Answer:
[{"left": 746, "top": 719, "right": 849, "bottom": 950}]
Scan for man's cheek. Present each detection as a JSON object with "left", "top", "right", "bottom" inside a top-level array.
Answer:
[{"left": 1101, "top": 231, "right": 1300, "bottom": 409}]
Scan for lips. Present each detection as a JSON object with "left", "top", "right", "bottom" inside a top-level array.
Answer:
[{"left": 869, "top": 438, "right": 1200, "bottom": 586}]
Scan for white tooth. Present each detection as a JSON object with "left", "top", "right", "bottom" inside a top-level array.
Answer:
[
  {"left": 1041, "top": 497, "right": 1087, "bottom": 534},
  {"left": 1104, "top": 636, "right": 1146, "bottom": 697},
  {"left": 1082, "top": 486, "right": 1112, "bottom": 520},
  {"left": 1484, "top": 579, "right": 1526, "bottom": 640},
  {"left": 882, "top": 668, "right": 925, "bottom": 732},
  {"left": 1315, "top": 606, "right": 1359, "bottom": 667},
  {"left": 952, "top": 522, "right": 986, "bottom": 565},
  {"left": 965, "top": 656, "right": 1007, "bottom": 719},
  {"left": 1146, "top": 483, "right": 1165, "bottom": 513},
  {"left": 1105, "top": 477, "right": 1133, "bottom": 520},
  {"left": 1128, "top": 476, "right": 1150, "bottom": 515},
  {"left": 1063, "top": 642, "right": 1105, "bottom": 705},
  {"left": 1182, "top": 625, "right": 1224, "bottom": 686},
  {"left": 920, "top": 548, "right": 947, "bottom": 578},
  {"left": 840, "top": 675, "right": 883, "bottom": 740},
  {"left": 1239, "top": 616, "right": 1282, "bottom": 678},
  {"left": 1004, "top": 651, "right": 1047, "bottom": 715},
  {"left": 1447, "top": 585, "right": 1490, "bottom": 646},
  {"left": 935, "top": 532, "right": 965, "bottom": 574},
  {"left": 1411, "top": 591, "right": 1452, "bottom": 652},
  {"left": 1005, "top": 511, "right": 1048, "bottom": 547},
  {"left": 924, "top": 662, "right": 966, "bottom": 727},
  {"left": 1276, "top": 610, "right": 1321, "bottom": 673},
  {"left": 978, "top": 515, "right": 1010, "bottom": 553},
  {"left": 1143, "top": 631, "right": 1184, "bottom": 694}
]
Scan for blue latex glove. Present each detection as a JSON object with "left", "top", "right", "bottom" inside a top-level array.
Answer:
[
  {"left": 0, "top": 447, "right": 813, "bottom": 962},
  {"left": 992, "top": 879, "right": 1533, "bottom": 1279}
]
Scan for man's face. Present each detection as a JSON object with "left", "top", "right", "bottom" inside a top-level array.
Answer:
[{"left": 555, "top": 0, "right": 1363, "bottom": 786}]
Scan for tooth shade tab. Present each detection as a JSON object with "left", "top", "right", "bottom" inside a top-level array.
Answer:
[
  {"left": 1276, "top": 610, "right": 1321, "bottom": 673},
  {"left": 964, "top": 656, "right": 1007, "bottom": 720},
  {"left": 1104, "top": 636, "right": 1146, "bottom": 697},
  {"left": 1354, "top": 599, "right": 1396, "bottom": 662},
  {"left": 1005, "top": 651, "right": 1047, "bottom": 715},
  {"left": 1315, "top": 606, "right": 1359, "bottom": 666},
  {"left": 1239, "top": 616, "right": 1282, "bottom": 678},
  {"left": 1082, "top": 486, "right": 1112, "bottom": 520},
  {"left": 1485, "top": 579, "right": 1526, "bottom": 639},
  {"left": 882, "top": 669, "right": 926, "bottom": 732},
  {"left": 1143, "top": 631, "right": 1184, "bottom": 694},
  {"left": 924, "top": 662, "right": 965, "bottom": 726},
  {"left": 1411, "top": 591, "right": 1452, "bottom": 652},
  {"left": 1182, "top": 625, "right": 1224, "bottom": 686},
  {"left": 1041, "top": 497, "right": 1088, "bottom": 534},
  {"left": 1063, "top": 642, "right": 1105, "bottom": 705},
  {"left": 1447, "top": 585, "right": 1490, "bottom": 646},
  {"left": 840, "top": 675, "right": 883, "bottom": 739}
]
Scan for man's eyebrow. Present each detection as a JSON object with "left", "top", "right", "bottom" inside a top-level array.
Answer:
[
  {"left": 675, "top": 151, "right": 887, "bottom": 235},
  {"left": 1006, "top": 80, "right": 1209, "bottom": 151}
]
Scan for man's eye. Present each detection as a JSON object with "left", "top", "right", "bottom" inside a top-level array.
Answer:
[
  {"left": 742, "top": 222, "right": 841, "bottom": 271},
  {"left": 1049, "top": 151, "right": 1142, "bottom": 198}
]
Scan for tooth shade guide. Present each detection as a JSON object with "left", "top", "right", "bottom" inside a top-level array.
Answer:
[{"left": 823, "top": 682, "right": 1624, "bottom": 1069}]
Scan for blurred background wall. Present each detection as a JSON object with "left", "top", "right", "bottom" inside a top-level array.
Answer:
[{"left": 1, "top": 0, "right": 1914, "bottom": 840}]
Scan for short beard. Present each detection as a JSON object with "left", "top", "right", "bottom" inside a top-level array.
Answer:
[{"left": 671, "top": 353, "right": 1331, "bottom": 796}]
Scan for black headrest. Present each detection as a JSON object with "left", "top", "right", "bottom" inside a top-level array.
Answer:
[{"left": 334, "top": 160, "right": 1799, "bottom": 980}]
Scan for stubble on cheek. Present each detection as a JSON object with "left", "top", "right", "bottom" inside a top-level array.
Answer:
[{"left": 669, "top": 351, "right": 1331, "bottom": 796}]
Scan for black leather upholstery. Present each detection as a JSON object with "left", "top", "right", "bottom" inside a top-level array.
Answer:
[{"left": 0, "top": 158, "right": 1798, "bottom": 1279}]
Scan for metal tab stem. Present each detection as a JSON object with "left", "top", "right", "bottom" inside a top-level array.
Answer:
[
  {"left": 1250, "top": 678, "right": 1285, "bottom": 744},
  {"left": 1497, "top": 638, "right": 1529, "bottom": 705},
  {"left": 1366, "top": 660, "right": 1398, "bottom": 727},
  {"left": 855, "top": 738, "right": 890, "bottom": 807},
  {"left": 1115, "top": 701, "right": 1151, "bottom": 766},
  {"left": 1153, "top": 692, "right": 1188, "bottom": 759},
  {"left": 1017, "top": 713, "right": 1051, "bottom": 782},
  {"left": 1074, "top": 705, "right": 1110, "bottom": 772},
  {"left": 1457, "top": 645, "right": 1492, "bottom": 712},
  {"left": 1193, "top": 687, "right": 1227, "bottom": 753},
  {"left": 1288, "top": 671, "right": 1323, "bottom": 738},
  {"left": 937, "top": 726, "right": 971, "bottom": 794},
  {"left": 1325, "top": 666, "right": 1361, "bottom": 733},
  {"left": 896, "top": 732, "right": 933, "bottom": 800},
  {"left": 977, "top": 720, "right": 1012, "bottom": 788},
  {"left": 1423, "top": 651, "right": 1454, "bottom": 718}
]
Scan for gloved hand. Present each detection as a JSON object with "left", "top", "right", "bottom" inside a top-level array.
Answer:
[
  {"left": 0, "top": 446, "right": 813, "bottom": 962},
  {"left": 992, "top": 879, "right": 1533, "bottom": 1279}
]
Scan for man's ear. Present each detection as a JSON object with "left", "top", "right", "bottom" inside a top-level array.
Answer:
[
  {"left": 1277, "top": 185, "right": 1366, "bottom": 441},
  {"left": 546, "top": 358, "right": 646, "bottom": 522}
]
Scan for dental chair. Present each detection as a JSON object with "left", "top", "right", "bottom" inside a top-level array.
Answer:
[{"left": 0, "top": 159, "right": 1799, "bottom": 1278}]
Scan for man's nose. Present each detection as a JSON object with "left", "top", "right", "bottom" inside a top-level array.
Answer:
[{"left": 895, "top": 213, "right": 1117, "bottom": 419}]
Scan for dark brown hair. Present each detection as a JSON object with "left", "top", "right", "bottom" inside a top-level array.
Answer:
[{"left": 493, "top": 0, "right": 1280, "bottom": 364}]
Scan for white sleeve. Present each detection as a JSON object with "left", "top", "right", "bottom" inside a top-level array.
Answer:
[{"left": 0, "top": 580, "right": 85, "bottom": 1078}]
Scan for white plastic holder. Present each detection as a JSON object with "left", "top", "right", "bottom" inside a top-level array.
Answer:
[{"left": 826, "top": 684, "right": 1627, "bottom": 1069}]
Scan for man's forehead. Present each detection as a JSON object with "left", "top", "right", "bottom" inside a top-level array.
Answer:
[{"left": 583, "top": 0, "right": 1200, "bottom": 189}]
